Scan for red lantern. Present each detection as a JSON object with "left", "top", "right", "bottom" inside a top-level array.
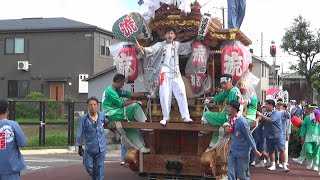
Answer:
[
  {"left": 115, "top": 45, "right": 139, "bottom": 81},
  {"left": 191, "top": 41, "right": 208, "bottom": 74},
  {"left": 186, "top": 74, "right": 207, "bottom": 94},
  {"left": 270, "top": 45, "right": 276, "bottom": 57},
  {"left": 221, "top": 42, "right": 250, "bottom": 82},
  {"left": 291, "top": 116, "right": 302, "bottom": 128}
]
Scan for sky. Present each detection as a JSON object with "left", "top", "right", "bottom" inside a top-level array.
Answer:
[{"left": 2, "top": 0, "right": 320, "bottom": 73}]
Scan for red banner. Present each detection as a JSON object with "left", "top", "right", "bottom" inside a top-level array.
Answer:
[{"left": 0, "top": 132, "right": 6, "bottom": 149}]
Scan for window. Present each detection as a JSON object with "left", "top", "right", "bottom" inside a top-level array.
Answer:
[
  {"left": 5, "top": 38, "right": 25, "bottom": 54},
  {"left": 261, "top": 64, "right": 264, "bottom": 77},
  {"left": 100, "top": 37, "right": 110, "bottom": 57},
  {"left": 8, "top": 80, "right": 28, "bottom": 98}
]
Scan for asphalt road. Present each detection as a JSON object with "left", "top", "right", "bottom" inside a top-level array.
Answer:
[
  {"left": 22, "top": 151, "right": 121, "bottom": 175},
  {"left": 21, "top": 153, "right": 320, "bottom": 180}
]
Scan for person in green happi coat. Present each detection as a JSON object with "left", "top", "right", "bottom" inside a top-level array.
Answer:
[
  {"left": 202, "top": 74, "right": 243, "bottom": 149},
  {"left": 102, "top": 73, "right": 150, "bottom": 153}
]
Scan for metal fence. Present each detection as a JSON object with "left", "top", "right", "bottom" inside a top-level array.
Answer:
[{"left": 7, "top": 100, "right": 95, "bottom": 147}]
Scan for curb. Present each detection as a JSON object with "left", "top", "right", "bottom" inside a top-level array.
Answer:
[
  {"left": 21, "top": 149, "right": 74, "bottom": 155},
  {"left": 21, "top": 144, "right": 121, "bottom": 155}
]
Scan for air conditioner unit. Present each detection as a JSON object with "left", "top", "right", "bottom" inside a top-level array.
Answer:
[{"left": 17, "top": 61, "right": 29, "bottom": 71}]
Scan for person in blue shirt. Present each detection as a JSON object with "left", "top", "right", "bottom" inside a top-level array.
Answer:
[
  {"left": 76, "top": 96, "right": 108, "bottom": 180},
  {"left": 276, "top": 99, "right": 291, "bottom": 167},
  {"left": 227, "top": 100, "right": 262, "bottom": 180},
  {"left": 290, "top": 102, "right": 304, "bottom": 120},
  {"left": 0, "top": 99, "right": 27, "bottom": 180},
  {"left": 257, "top": 99, "right": 289, "bottom": 172}
]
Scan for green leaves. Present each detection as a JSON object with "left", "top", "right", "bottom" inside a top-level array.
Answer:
[{"left": 281, "top": 15, "right": 320, "bottom": 102}]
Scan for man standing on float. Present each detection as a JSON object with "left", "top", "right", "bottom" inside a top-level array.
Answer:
[
  {"left": 138, "top": 27, "right": 193, "bottom": 125},
  {"left": 202, "top": 74, "right": 242, "bottom": 148},
  {"left": 228, "top": 0, "right": 246, "bottom": 28}
]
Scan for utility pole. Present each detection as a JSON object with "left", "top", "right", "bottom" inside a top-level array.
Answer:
[
  {"left": 221, "top": 6, "right": 225, "bottom": 28},
  {"left": 270, "top": 40, "right": 277, "bottom": 87},
  {"left": 261, "top": 32, "right": 263, "bottom": 59}
]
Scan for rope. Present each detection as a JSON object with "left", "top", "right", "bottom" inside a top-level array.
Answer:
[
  {"left": 115, "top": 122, "right": 140, "bottom": 150},
  {"left": 145, "top": 97, "right": 152, "bottom": 122}
]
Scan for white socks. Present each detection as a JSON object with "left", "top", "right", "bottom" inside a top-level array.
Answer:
[{"left": 268, "top": 162, "right": 276, "bottom": 171}]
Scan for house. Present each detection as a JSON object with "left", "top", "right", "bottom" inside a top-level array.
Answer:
[
  {"left": 282, "top": 72, "right": 308, "bottom": 103},
  {"left": 251, "top": 55, "right": 271, "bottom": 102},
  {"left": 0, "top": 17, "right": 119, "bottom": 101},
  {"left": 269, "top": 64, "right": 281, "bottom": 87}
]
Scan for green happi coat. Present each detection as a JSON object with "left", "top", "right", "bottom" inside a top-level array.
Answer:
[
  {"left": 102, "top": 86, "right": 147, "bottom": 149},
  {"left": 203, "top": 86, "right": 241, "bottom": 126},
  {"left": 103, "top": 86, "right": 146, "bottom": 122},
  {"left": 203, "top": 86, "right": 241, "bottom": 146},
  {"left": 245, "top": 96, "right": 258, "bottom": 123},
  {"left": 300, "top": 115, "right": 320, "bottom": 166}
]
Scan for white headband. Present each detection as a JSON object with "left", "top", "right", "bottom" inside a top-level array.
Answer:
[{"left": 220, "top": 76, "right": 232, "bottom": 83}]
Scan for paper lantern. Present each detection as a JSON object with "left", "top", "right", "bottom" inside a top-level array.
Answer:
[
  {"left": 115, "top": 45, "right": 139, "bottom": 81},
  {"left": 186, "top": 74, "right": 207, "bottom": 94},
  {"left": 191, "top": 41, "right": 208, "bottom": 74},
  {"left": 291, "top": 116, "right": 302, "bottom": 128},
  {"left": 221, "top": 42, "right": 250, "bottom": 82}
]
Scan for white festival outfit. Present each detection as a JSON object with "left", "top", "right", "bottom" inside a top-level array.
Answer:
[{"left": 141, "top": 40, "right": 193, "bottom": 125}]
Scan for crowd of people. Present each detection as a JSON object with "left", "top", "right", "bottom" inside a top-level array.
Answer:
[
  {"left": 199, "top": 73, "right": 320, "bottom": 179},
  {"left": 1, "top": 25, "right": 319, "bottom": 180},
  {"left": 250, "top": 99, "right": 320, "bottom": 176}
]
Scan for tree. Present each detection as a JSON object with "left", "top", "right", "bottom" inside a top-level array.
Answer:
[
  {"left": 281, "top": 16, "right": 320, "bottom": 103},
  {"left": 311, "top": 66, "right": 320, "bottom": 104}
]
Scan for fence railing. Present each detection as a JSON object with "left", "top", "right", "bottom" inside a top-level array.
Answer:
[{"left": 7, "top": 100, "right": 94, "bottom": 147}]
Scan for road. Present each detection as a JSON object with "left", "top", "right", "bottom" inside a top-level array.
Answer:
[
  {"left": 22, "top": 151, "right": 121, "bottom": 175},
  {"left": 21, "top": 152, "right": 146, "bottom": 180},
  {"left": 21, "top": 152, "right": 320, "bottom": 180}
]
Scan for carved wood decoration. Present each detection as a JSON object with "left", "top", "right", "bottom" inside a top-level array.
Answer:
[{"left": 138, "top": 2, "right": 252, "bottom": 49}]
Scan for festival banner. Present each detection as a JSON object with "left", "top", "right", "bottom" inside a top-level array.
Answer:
[{"left": 112, "top": 12, "right": 151, "bottom": 42}]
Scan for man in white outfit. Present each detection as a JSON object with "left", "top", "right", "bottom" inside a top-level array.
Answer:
[{"left": 138, "top": 27, "right": 193, "bottom": 125}]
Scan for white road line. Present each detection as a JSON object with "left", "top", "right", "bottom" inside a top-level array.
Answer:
[
  {"left": 25, "top": 159, "right": 82, "bottom": 163},
  {"left": 26, "top": 166, "right": 50, "bottom": 171}
]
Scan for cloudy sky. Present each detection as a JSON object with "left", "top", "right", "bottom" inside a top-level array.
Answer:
[{"left": 1, "top": 0, "right": 319, "bottom": 72}]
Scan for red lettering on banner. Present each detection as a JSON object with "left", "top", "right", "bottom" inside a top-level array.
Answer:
[
  {"left": 0, "top": 132, "right": 6, "bottom": 149},
  {"left": 119, "top": 17, "right": 138, "bottom": 37}
]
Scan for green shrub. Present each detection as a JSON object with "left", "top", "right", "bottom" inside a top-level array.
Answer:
[
  {"left": 26, "top": 92, "right": 46, "bottom": 100},
  {"left": 15, "top": 92, "right": 65, "bottom": 120},
  {"left": 289, "top": 126, "right": 302, "bottom": 158},
  {"left": 15, "top": 102, "right": 39, "bottom": 119}
]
